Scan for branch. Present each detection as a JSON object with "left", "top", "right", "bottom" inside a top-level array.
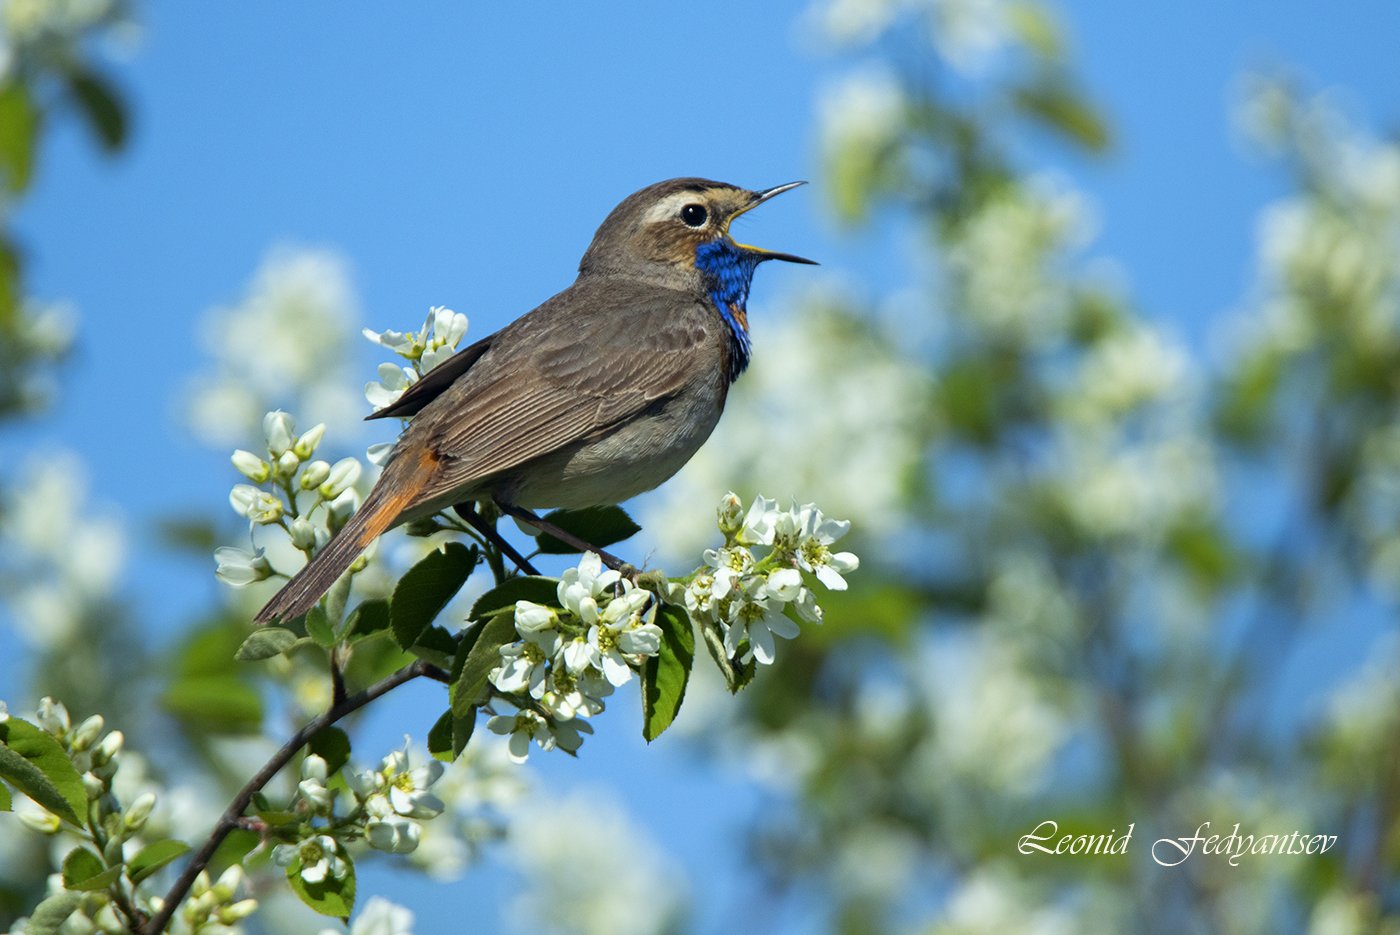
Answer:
[
  {"left": 454, "top": 503, "right": 542, "bottom": 576},
  {"left": 496, "top": 503, "right": 630, "bottom": 572},
  {"left": 141, "top": 658, "right": 446, "bottom": 935}
]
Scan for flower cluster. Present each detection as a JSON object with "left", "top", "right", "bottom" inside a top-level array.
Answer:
[
  {"left": 486, "top": 553, "right": 662, "bottom": 762},
  {"left": 216, "top": 410, "right": 366, "bottom": 587},
  {"left": 4, "top": 697, "right": 259, "bottom": 935},
  {"left": 363, "top": 305, "right": 470, "bottom": 412},
  {"left": 273, "top": 739, "right": 448, "bottom": 882},
  {"left": 682, "top": 494, "right": 858, "bottom": 666}
]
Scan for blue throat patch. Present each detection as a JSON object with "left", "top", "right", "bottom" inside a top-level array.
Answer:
[{"left": 694, "top": 239, "right": 761, "bottom": 379}]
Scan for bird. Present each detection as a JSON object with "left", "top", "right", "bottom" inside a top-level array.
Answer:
[{"left": 255, "top": 177, "right": 814, "bottom": 625}]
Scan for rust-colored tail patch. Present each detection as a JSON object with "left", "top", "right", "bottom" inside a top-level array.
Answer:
[{"left": 254, "top": 449, "right": 437, "bottom": 625}]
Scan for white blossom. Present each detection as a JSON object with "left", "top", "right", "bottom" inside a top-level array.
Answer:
[
  {"left": 273, "top": 834, "right": 347, "bottom": 884},
  {"left": 213, "top": 546, "right": 271, "bottom": 587}
]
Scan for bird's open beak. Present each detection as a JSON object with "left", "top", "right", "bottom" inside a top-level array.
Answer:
[{"left": 727, "top": 181, "right": 818, "bottom": 265}]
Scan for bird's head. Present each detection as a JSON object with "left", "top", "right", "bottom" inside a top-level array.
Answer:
[{"left": 578, "top": 178, "right": 816, "bottom": 285}]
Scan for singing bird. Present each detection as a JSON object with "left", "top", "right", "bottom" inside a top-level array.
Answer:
[{"left": 255, "top": 177, "right": 814, "bottom": 625}]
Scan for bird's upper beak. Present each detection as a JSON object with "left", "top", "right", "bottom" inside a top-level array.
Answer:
[{"left": 726, "top": 181, "right": 818, "bottom": 265}]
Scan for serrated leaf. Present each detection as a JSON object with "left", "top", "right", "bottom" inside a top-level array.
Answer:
[
  {"left": 391, "top": 542, "right": 477, "bottom": 649},
  {"left": 308, "top": 726, "right": 351, "bottom": 776},
  {"left": 642, "top": 603, "right": 695, "bottom": 741},
  {"left": 534, "top": 505, "right": 641, "bottom": 554},
  {"left": 306, "top": 606, "right": 336, "bottom": 647},
  {"left": 128, "top": 839, "right": 191, "bottom": 885},
  {"left": 235, "top": 626, "right": 298, "bottom": 661},
  {"left": 451, "top": 612, "right": 518, "bottom": 716},
  {"left": 345, "top": 599, "right": 390, "bottom": 641},
  {"left": 287, "top": 848, "right": 355, "bottom": 919},
  {"left": 24, "top": 890, "right": 83, "bottom": 935},
  {"left": 66, "top": 66, "right": 127, "bottom": 151},
  {"left": 62, "top": 846, "right": 121, "bottom": 891},
  {"left": 0, "top": 718, "right": 86, "bottom": 825},
  {"left": 411, "top": 624, "right": 458, "bottom": 669},
  {"left": 468, "top": 576, "right": 558, "bottom": 621},
  {"left": 0, "top": 81, "right": 38, "bottom": 193}
]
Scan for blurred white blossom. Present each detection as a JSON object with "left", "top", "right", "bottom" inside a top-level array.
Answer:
[
  {"left": 186, "top": 247, "right": 363, "bottom": 447},
  {"left": 503, "top": 790, "right": 686, "bottom": 935},
  {"left": 643, "top": 307, "right": 925, "bottom": 558},
  {"left": 0, "top": 452, "right": 126, "bottom": 649}
]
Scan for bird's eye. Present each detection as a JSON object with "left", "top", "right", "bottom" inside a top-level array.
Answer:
[{"left": 680, "top": 203, "right": 708, "bottom": 228}]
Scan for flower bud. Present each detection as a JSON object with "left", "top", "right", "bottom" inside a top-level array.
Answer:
[
  {"left": 214, "top": 547, "right": 271, "bottom": 587},
  {"left": 293, "top": 423, "right": 326, "bottom": 460},
  {"left": 219, "top": 899, "right": 259, "bottom": 924},
  {"left": 230, "top": 485, "right": 283, "bottom": 524},
  {"left": 276, "top": 449, "right": 300, "bottom": 478},
  {"left": 18, "top": 809, "right": 61, "bottom": 834},
  {"left": 71, "top": 714, "right": 105, "bottom": 751},
  {"left": 82, "top": 772, "right": 106, "bottom": 800},
  {"left": 36, "top": 697, "right": 70, "bottom": 736},
  {"left": 289, "top": 519, "right": 319, "bottom": 552},
  {"left": 231, "top": 449, "right": 271, "bottom": 483},
  {"left": 327, "top": 489, "right": 359, "bottom": 529},
  {"left": 124, "top": 792, "right": 157, "bottom": 831},
  {"left": 300, "top": 460, "right": 331, "bottom": 490},
  {"left": 214, "top": 864, "right": 245, "bottom": 900},
  {"left": 318, "top": 457, "right": 362, "bottom": 500},
  {"left": 717, "top": 491, "right": 744, "bottom": 535},
  {"left": 92, "top": 730, "right": 124, "bottom": 766},
  {"left": 262, "top": 410, "right": 295, "bottom": 456}
]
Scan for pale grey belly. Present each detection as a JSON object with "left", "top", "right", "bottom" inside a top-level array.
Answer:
[{"left": 503, "top": 386, "right": 725, "bottom": 509}]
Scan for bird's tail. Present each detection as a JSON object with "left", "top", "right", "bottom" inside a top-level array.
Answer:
[{"left": 254, "top": 463, "right": 426, "bottom": 625}]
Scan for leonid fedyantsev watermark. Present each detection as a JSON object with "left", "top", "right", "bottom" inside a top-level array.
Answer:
[{"left": 1018, "top": 820, "right": 1338, "bottom": 867}]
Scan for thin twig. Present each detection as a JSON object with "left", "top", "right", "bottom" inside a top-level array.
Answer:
[
  {"left": 141, "top": 659, "right": 445, "bottom": 935},
  {"left": 454, "top": 503, "right": 542, "bottom": 576},
  {"left": 495, "top": 503, "right": 630, "bottom": 571}
]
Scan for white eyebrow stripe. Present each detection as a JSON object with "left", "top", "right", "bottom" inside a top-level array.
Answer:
[{"left": 643, "top": 191, "right": 705, "bottom": 224}]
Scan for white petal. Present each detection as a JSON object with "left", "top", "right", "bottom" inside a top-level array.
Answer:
[
  {"left": 815, "top": 564, "right": 848, "bottom": 591},
  {"left": 749, "top": 625, "right": 777, "bottom": 664}
]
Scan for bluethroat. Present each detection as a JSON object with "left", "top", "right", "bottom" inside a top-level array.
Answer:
[{"left": 256, "top": 177, "right": 813, "bottom": 624}]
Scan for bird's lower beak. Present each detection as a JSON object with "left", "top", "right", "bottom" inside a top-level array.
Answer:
[{"left": 728, "top": 181, "right": 819, "bottom": 265}]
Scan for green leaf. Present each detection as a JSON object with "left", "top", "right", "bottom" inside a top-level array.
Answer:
[
  {"left": 308, "top": 726, "right": 351, "bottom": 776},
  {"left": 534, "top": 505, "right": 641, "bottom": 554},
  {"left": 162, "top": 676, "right": 263, "bottom": 734},
  {"left": 306, "top": 606, "right": 336, "bottom": 647},
  {"left": 1011, "top": 80, "right": 1111, "bottom": 153},
  {"left": 62, "top": 846, "right": 121, "bottom": 891},
  {"left": 24, "top": 891, "right": 83, "bottom": 935},
  {"left": 469, "top": 576, "right": 559, "bottom": 621},
  {"left": 66, "top": 67, "right": 127, "bottom": 152},
  {"left": 235, "top": 626, "right": 299, "bottom": 661},
  {"left": 451, "top": 612, "right": 518, "bottom": 716},
  {"left": 427, "top": 707, "right": 477, "bottom": 762},
  {"left": 0, "top": 718, "right": 86, "bottom": 825},
  {"left": 411, "top": 624, "right": 459, "bottom": 669},
  {"left": 391, "top": 542, "right": 477, "bottom": 649},
  {"left": 0, "top": 781, "right": 11, "bottom": 811},
  {"left": 642, "top": 603, "right": 695, "bottom": 741},
  {"left": 698, "top": 617, "right": 755, "bottom": 694},
  {"left": 127, "top": 839, "right": 190, "bottom": 885},
  {"left": 345, "top": 598, "right": 390, "bottom": 641},
  {"left": 0, "top": 81, "right": 38, "bottom": 193},
  {"left": 287, "top": 847, "right": 356, "bottom": 919}
]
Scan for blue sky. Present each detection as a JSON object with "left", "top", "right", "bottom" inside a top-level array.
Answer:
[{"left": 5, "top": 1, "right": 1400, "bottom": 931}]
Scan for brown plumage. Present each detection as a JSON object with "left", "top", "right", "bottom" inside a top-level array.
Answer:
[{"left": 254, "top": 177, "right": 812, "bottom": 625}]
